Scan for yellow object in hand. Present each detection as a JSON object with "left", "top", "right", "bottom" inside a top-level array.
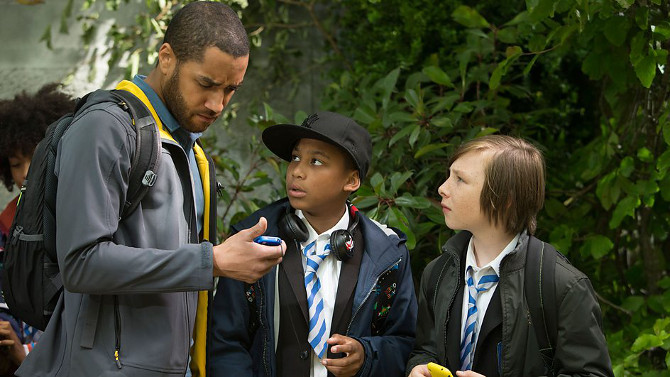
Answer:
[{"left": 427, "top": 362, "right": 454, "bottom": 377}]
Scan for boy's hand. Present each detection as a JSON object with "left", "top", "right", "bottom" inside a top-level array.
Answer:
[
  {"left": 212, "top": 217, "right": 286, "bottom": 282},
  {"left": 0, "top": 320, "right": 26, "bottom": 365},
  {"left": 409, "top": 364, "right": 432, "bottom": 377},
  {"left": 321, "top": 334, "right": 364, "bottom": 377},
  {"left": 455, "top": 371, "right": 485, "bottom": 377}
]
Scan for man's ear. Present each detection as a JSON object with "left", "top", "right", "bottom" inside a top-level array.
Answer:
[
  {"left": 344, "top": 170, "right": 361, "bottom": 193},
  {"left": 157, "top": 43, "right": 176, "bottom": 76}
]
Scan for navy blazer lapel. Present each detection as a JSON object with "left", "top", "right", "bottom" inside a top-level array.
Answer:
[
  {"left": 281, "top": 239, "right": 309, "bottom": 324},
  {"left": 331, "top": 229, "right": 364, "bottom": 334},
  {"left": 473, "top": 287, "right": 502, "bottom": 363}
]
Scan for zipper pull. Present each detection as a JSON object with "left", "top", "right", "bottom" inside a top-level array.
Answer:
[{"left": 114, "top": 349, "right": 122, "bottom": 368}]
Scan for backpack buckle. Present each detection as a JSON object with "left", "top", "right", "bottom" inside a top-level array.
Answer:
[
  {"left": 11, "top": 226, "right": 23, "bottom": 245},
  {"left": 142, "top": 170, "right": 157, "bottom": 187}
]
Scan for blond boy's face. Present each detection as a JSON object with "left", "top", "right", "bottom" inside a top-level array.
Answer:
[
  {"left": 285, "top": 138, "right": 359, "bottom": 218},
  {"left": 9, "top": 152, "right": 31, "bottom": 190},
  {"left": 437, "top": 150, "right": 493, "bottom": 234}
]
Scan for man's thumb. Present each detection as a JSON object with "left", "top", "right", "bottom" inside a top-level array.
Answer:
[{"left": 246, "top": 217, "right": 268, "bottom": 239}]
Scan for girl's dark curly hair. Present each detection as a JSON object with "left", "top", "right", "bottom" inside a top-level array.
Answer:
[{"left": 0, "top": 83, "right": 76, "bottom": 191}]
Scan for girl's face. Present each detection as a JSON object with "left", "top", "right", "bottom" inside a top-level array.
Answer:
[
  {"left": 437, "top": 150, "right": 493, "bottom": 234},
  {"left": 9, "top": 152, "right": 31, "bottom": 189}
]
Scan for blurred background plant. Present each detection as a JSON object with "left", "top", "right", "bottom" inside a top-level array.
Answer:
[{"left": 31, "top": 0, "right": 670, "bottom": 374}]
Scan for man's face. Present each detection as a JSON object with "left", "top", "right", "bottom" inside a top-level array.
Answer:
[
  {"left": 286, "top": 138, "right": 359, "bottom": 220},
  {"left": 162, "top": 46, "right": 249, "bottom": 133},
  {"left": 9, "top": 152, "right": 31, "bottom": 189}
]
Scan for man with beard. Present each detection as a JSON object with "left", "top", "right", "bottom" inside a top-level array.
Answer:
[{"left": 15, "top": 2, "right": 285, "bottom": 377}]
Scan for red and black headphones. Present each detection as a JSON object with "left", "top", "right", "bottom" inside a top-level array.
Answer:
[{"left": 279, "top": 203, "right": 360, "bottom": 261}]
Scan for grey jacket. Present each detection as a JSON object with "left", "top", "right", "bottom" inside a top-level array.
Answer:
[
  {"left": 406, "top": 231, "right": 614, "bottom": 377},
  {"left": 17, "top": 90, "right": 215, "bottom": 377}
]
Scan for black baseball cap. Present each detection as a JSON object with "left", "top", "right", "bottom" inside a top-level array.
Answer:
[{"left": 262, "top": 111, "right": 372, "bottom": 179}]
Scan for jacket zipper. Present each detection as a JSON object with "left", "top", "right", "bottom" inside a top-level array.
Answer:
[
  {"left": 345, "top": 258, "right": 402, "bottom": 335},
  {"left": 114, "top": 296, "right": 122, "bottom": 368},
  {"left": 443, "top": 256, "right": 461, "bottom": 361},
  {"left": 256, "top": 282, "right": 271, "bottom": 377}
]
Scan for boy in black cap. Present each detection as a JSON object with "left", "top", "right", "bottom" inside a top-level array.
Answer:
[{"left": 209, "top": 112, "right": 418, "bottom": 377}]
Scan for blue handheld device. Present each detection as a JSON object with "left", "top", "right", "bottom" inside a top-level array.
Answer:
[{"left": 253, "top": 236, "right": 282, "bottom": 246}]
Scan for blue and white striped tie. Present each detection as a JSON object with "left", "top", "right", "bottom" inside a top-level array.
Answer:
[
  {"left": 303, "top": 240, "right": 331, "bottom": 358},
  {"left": 460, "top": 267, "right": 499, "bottom": 371}
]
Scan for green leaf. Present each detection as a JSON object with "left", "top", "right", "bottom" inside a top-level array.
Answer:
[
  {"left": 475, "top": 127, "right": 499, "bottom": 137},
  {"left": 636, "top": 179, "right": 659, "bottom": 195},
  {"left": 658, "top": 150, "right": 670, "bottom": 172},
  {"left": 581, "top": 235, "right": 614, "bottom": 259},
  {"left": 405, "top": 89, "right": 420, "bottom": 110},
  {"left": 354, "top": 105, "right": 377, "bottom": 124},
  {"left": 422, "top": 66, "right": 453, "bottom": 87},
  {"left": 451, "top": 6, "right": 490, "bottom": 29},
  {"left": 389, "top": 171, "right": 413, "bottom": 194},
  {"left": 614, "top": 0, "right": 634, "bottom": 9},
  {"left": 622, "top": 296, "right": 645, "bottom": 312},
  {"left": 620, "top": 156, "right": 635, "bottom": 177},
  {"left": 635, "top": 7, "right": 649, "bottom": 30},
  {"left": 609, "top": 196, "right": 640, "bottom": 229},
  {"left": 632, "top": 334, "right": 664, "bottom": 353},
  {"left": 394, "top": 194, "right": 432, "bottom": 209},
  {"left": 637, "top": 147, "right": 654, "bottom": 163},
  {"left": 353, "top": 196, "right": 379, "bottom": 209},
  {"left": 653, "top": 21, "right": 670, "bottom": 41},
  {"left": 390, "top": 125, "right": 417, "bottom": 147},
  {"left": 604, "top": 15, "right": 631, "bottom": 46},
  {"left": 453, "top": 102, "right": 474, "bottom": 113},
  {"left": 664, "top": 118, "right": 670, "bottom": 146},
  {"left": 633, "top": 55, "right": 656, "bottom": 88},
  {"left": 497, "top": 28, "right": 518, "bottom": 44},
  {"left": 370, "top": 173, "right": 385, "bottom": 196},
  {"left": 489, "top": 46, "right": 523, "bottom": 90},
  {"left": 414, "top": 143, "right": 450, "bottom": 158},
  {"left": 409, "top": 125, "right": 421, "bottom": 147}
]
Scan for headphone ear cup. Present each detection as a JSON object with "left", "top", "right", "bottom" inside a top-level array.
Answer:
[
  {"left": 330, "top": 230, "right": 354, "bottom": 261},
  {"left": 279, "top": 212, "right": 309, "bottom": 243}
]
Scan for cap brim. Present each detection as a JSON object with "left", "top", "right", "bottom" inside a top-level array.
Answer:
[{"left": 262, "top": 124, "right": 343, "bottom": 162}]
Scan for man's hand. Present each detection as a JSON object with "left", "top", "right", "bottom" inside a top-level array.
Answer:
[
  {"left": 212, "top": 217, "right": 286, "bottom": 283},
  {"left": 0, "top": 320, "right": 26, "bottom": 366},
  {"left": 408, "top": 364, "right": 432, "bottom": 377},
  {"left": 321, "top": 334, "right": 364, "bottom": 377}
]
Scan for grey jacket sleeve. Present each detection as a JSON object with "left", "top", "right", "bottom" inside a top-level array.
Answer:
[
  {"left": 554, "top": 271, "right": 614, "bottom": 377},
  {"left": 54, "top": 104, "right": 213, "bottom": 294}
]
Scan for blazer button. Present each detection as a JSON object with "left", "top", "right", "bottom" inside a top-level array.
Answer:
[{"left": 300, "top": 350, "right": 309, "bottom": 360}]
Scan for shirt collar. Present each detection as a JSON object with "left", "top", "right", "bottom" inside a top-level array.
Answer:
[
  {"left": 295, "top": 207, "right": 349, "bottom": 248},
  {"left": 465, "top": 233, "right": 521, "bottom": 277},
  {"left": 131, "top": 75, "right": 202, "bottom": 145}
]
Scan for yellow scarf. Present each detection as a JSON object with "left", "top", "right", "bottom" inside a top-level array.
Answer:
[{"left": 115, "top": 80, "right": 210, "bottom": 376}]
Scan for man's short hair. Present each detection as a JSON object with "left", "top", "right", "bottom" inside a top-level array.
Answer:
[
  {"left": 163, "top": 1, "right": 250, "bottom": 62},
  {"left": 448, "top": 135, "right": 545, "bottom": 235}
]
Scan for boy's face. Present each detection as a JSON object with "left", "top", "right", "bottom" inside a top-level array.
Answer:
[
  {"left": 437, "top": 150, "right": 493, "bottom": 234},
  {"left": 286, "top": 138, "right": 359, "bottom": 218},
  {"left": 9, "top": 152, "right": 31, "bottom": 190},
  {"left": 159, "top": 45, "right": 248, "bottom": 133}
]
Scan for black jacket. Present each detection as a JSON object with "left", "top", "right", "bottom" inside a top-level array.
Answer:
[{"left": 406, "top": 231, "right": 614, "bottom": 377}]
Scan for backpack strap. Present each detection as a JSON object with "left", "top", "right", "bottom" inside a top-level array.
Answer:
[
  {"left": 525, "top": 236, "right": 558, "bottom": 376},
  {"left": 109, "top": 90, "right": 161, "bottom": 219}
]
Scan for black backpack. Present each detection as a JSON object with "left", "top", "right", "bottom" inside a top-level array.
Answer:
[
  {"left": 1, "top": 89, "right": 160, "bottom": 330},
  {"left": 426, "top": 235, "right": 563, "bottom": 376}
]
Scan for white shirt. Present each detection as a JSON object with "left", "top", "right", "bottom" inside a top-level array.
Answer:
[
  {"left": 459, "top": 233, "right": 520, "bottom": 348},
  {"left": 274, "top": 207, "right": 348, "bottom": 377}
]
